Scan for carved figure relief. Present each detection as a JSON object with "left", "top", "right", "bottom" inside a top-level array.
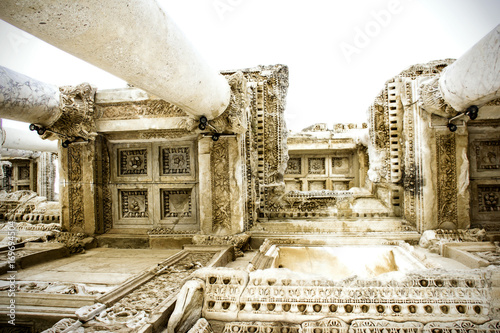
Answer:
[
  {"left": 285, "top": 158, "right": 301, "bottom": 174},
  {"left": 162, "top": 189, "right": 192, "bottom": 218},
  {"left": 308, "top": 158, "right": 325, "bottom": 174},
  {"left": 162, "top": 147, "right": 191, "bottom": 175},
  {"left": 119, "top": 149, "right": 148, "bottom": 175},
  {"left": 121, "top": 190, "right": 148, "bottom": 218}
]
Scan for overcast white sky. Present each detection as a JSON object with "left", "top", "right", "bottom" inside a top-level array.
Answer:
[{"left": 1, "top": 0, "right": 499, "bottom": 131}]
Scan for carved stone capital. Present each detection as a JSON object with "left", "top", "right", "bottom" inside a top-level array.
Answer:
[
  {"left": 418, "top": 76, "right": 457, "bottom": 117},
  {"left": 208, "top": 71, "right": 249, "bottom": 134},
  {"left": 43, "top": 83, "right": 97, "bottom": 141}
]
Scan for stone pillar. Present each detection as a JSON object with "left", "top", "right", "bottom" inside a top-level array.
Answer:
[
  {"left": 37, "top": 152, "right": 56, "bottom": 201},
  {"left": 0, "top": 66, "right": 61, "bottom": 126},
  {"left": 0, "top": 0, "right": 231, "bottom": 120},
  {"left": 439, "top": 24, "right": 500, "bottom": 111},
  {"left": 198, "top": 135, "right": 244, "bottom": 235},
  {"left": 59, "top": 140, "right": 99, "bottom": 234}
]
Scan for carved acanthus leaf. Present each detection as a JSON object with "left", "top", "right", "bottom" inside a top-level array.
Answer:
[
  {"left": 42, "top": 83, "right": 97, "bottom": 141},
  {"left": 209, "top": 71, "right": 249, "bottom": 134}
]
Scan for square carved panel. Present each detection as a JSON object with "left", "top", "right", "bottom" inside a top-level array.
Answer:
[
  {"left": 18, "top": 166, "right": 30, "bottom": 180},
  {"left": 285, "top": 180, "right": 301, "bottom": 192},
  {"left": 121, "top": 190, "right": 148, "bottom": 218},
  {"left": 476, "top": 140, "right": 500, "bottom": 170},
  {"left": 119, "top": 149, "right": 148, "bottom": 176},
  {"left": 162, "top": 147, "right": 191, "bottom": 175},
  {"left": 308, "top": 180, "right": 326, "bottom": 191},
  {"left": 478, "top": 185, "right": 500, "bottom": 212},
  {"left": 162, "top": 189, "right": 192, "bottom": 218},
  {"left": 308, "top": 158, "right": 325, "bottom": 174},
  {"left": 285, "top": 158, "right": 301, "bottom": 174}
]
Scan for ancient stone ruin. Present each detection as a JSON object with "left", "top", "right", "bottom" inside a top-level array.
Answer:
[{"left": 0, "top": 1, "right": 499, "bottom": 332}]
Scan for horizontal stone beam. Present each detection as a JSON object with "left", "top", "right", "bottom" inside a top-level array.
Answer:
[
  {"left": 0, "top": 66, "right": 61, "bottom": 126},
  {"left": 0, "top": 0, "right": 231, "bottom": 119}
]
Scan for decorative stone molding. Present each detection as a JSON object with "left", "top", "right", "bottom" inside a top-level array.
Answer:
[
  {"left": 67, "top": 144, "right": 84, "bottom": 231},
  {"left": 98, "top": 99, "right": 188, "bottom": 120},
  {"left": 222, "top": 322, "right": 301, "bottom": 333},
  {"left": 418, "top": 76, "right": 457, "bottom": 117},
  {"left": 349, "top": 320, "right": 422, "bottom": 333},
  {"left": 210, "top": 71, "right": 250, "bottom": 134},
  {"left": 211, "top": 139, "right": 231, "bottom": 233},
  {"left": 187, "top": 318, "right": 213, "bottom": 333},
  {"left": 436, "top": 133, "right": 458, "bottom": 229},
  {"left": 41, "top": 318, "right": 82, "bottom": 333},
  {"left": 75, "top": 303, "right": 106, "bottom": 322},
  {"left": 43, "top": 83, "right": 97, "bottom": 141},
  {"left": 195, "top": 266, "right": 491, "bottom": 323},
  {"left": 192, "top": 233, "right": 251, "bottom": 258},
  {"left": 423, "top": 320, "right": 500, "bottom": 333},
  {"left": 302, "top": 317, "right": 348, "bottom": 333}
]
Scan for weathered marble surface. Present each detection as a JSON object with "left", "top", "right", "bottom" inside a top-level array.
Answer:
[
  {"left": 439, "top": 24, "right": 500, "bottom": 111},
  {"left": 0, "top": 65, "right": 60, "bottom": 126},
  {"left": 0, "top": 0, "right": 230, "bottom": 119}
]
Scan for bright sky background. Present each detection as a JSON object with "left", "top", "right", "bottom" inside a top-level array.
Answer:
[{"left": 1, "top": 0, "right": 499, "bottom": 131}]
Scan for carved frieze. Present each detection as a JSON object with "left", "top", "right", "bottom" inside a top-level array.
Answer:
[
  {"left": 98, "top": 99, "right": 187, "bottom": 120},
  {"left": 162, "top": 189, "right": 192, "bottom": 218},
  {"left": 119, "top": 149, "right": 148, "bottom": 176},
  {"left": 162, "top": 147, "right": 191, "bottom": 175},
  {"left": 211, "top": 140, "right": 231, "bottom": 232},
  {"left": 436, "top": 133, "right": 458, "bottom": 228},
  {"left": 68, "top": 144, "right": 84, "bottom": 230},
  {"left": 120, "top": 190, "right": 148, "bottom": 218}
]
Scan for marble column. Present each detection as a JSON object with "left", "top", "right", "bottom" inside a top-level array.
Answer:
[
  {"left": 0, "top": 66, "right": 61, "bottom": 126},
  {"left": 0, "top": 0, "right": 231, "bottom": 120},
  {"left": 439, "top": 24, "right": 500, "bottom": 111}
]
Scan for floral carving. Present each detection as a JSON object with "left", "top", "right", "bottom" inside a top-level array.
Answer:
[
  {"left": 211, "top": 139, "right": 231, "bottom": 233},
  {"left": 44, "top": 83, "right": 97, "bottom": 141},
  {"left": 436, "top": 133, "right": 458, "bottom": 228}
]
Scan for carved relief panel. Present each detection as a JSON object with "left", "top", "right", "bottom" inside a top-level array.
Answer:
[
  {"left": 285, "top": 157, "right": 302, "bottom": 175},
  {"left": 469, "top": 133, "right": 500, "bottom": 231},
  {"left": 114, "top": 187, "right": 152, "bottom": 226},
  {"left": 308, "top": 158, "right": 326, "bottom": 174},
  {"left": 159, "top": 185, "right": 197, "bottom": 226},
  {"left": 110, "top": 140, "right": 198, "bottom": 230},
  {"left": 159, "top": 142, "right": 196, "bottom": 181},
  {"left": 112, "top": 144, "right": 153, "bottom": 183},
  {"left": 284, "top": 152, "right": 357, "bottom": 192}
]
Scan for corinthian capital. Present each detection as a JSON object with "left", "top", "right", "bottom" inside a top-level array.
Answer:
[{"left": 42, "top": 83, "right": 97, "bottom": 141}]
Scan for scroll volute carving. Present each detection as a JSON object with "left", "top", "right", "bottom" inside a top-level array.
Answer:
[{"left": 42, "top": 83, "right": 97, "bottom": 141}]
